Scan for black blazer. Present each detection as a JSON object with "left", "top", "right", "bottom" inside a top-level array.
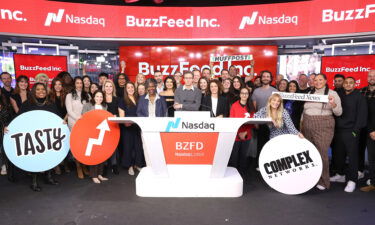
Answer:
[{"left": 201, "top": 95, "right": 229, "bottom": 117}]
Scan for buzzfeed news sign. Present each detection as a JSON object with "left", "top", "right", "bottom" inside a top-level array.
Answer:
[
  {"left": 321, "top": 55, "right": 375, "bottom": 89},
  {"left": 0, "top": 0, "right": 374, "bottom": 39},
  {"left": 119, "top": 45, "right": 277, "bottom": 80},
  {"left": 13, "top": 54, "right": 67, "bottom": 85}
]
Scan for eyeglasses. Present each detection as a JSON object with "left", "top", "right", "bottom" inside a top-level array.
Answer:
[{"left": 240, "top": 92, "right": 249, "bottom": 95}]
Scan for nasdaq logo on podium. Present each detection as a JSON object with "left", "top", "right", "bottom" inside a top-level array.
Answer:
[
  {"left": 165, "top": 117, "right": 215, "bottom": 132},
  {"left": 165, "top": 118, "right": 181, "bottom": 132}
]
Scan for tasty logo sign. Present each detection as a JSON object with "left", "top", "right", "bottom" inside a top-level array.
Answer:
[{"left": 3, "top": 111, "right": 70, "bottom": 172}]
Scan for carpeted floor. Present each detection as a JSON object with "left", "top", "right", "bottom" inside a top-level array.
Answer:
[{"left": 0, "top": 166, "right": 374, "bottom": 225}]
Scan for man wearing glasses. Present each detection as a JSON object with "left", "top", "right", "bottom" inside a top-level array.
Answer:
[{"left": 174, "top": 71, "right": 201, "bottom": 111}]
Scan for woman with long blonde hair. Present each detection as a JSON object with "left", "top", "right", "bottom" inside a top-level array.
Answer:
[{"left": 255, "top": 93, "right": 303, "bottom": 139}]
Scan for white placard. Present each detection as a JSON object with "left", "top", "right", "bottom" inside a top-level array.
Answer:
[
  {"left": 210, "top": 54, "right": 253, "bottom": 62},
  {"left": 259, "top": 134, "right": 323, "bottom": 195},
  {"left": 273, "top": 92, "right": 329, "bottom": 103}
]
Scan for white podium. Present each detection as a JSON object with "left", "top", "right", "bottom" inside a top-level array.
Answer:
[{"left": 109, "top": 111, "right": 270, "bottom": 197}]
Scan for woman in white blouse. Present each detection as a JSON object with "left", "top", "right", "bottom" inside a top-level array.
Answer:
[{"left": 65, "top": 76, "right": 90, "bottom": 179}]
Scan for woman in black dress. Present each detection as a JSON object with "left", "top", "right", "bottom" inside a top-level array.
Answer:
[
  {"left": 283, "top": 80, "right": 304, "bottom": 130},
  {"left": 82, "top": 75, "right": 92, "bottom": 94},
  {"left": 10, "top": 75, "right": 30, "bottom": 114},
  {"left": 17, "top": 83, "right": 60, "bottom": 191},
  {"left": 115, "top": 73, "right": 129, "bottom": 98},
  {"left": 159, "top": 75, "right": 177, "bottom": 117},
  {"left": 229, "top": 76, "right": 245, "bottom": 106},
  {"left": 118, "top": 82, "right": 145, "bottom": 176},
  {"left": 103, "top": 79, "right": 120, "bottom": 174},
  {"left": 49, "top": 77, "right": 69, "bottom": 174},
  {"left": 201, "top": 80, "right": 229, "bottom": 117}
]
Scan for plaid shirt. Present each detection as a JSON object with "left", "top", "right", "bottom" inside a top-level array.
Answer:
[{"left": 360, "top": 86, "right": 375, "bottom": 99}]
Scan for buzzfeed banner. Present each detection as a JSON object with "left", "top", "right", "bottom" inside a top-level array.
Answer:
[
  {"left": 0, "top": 0, "right": 375, "bottom": 39},
  {"left": 120, "top": 45, "right": 277, "bottom": 80},
  {"left": 13, "top": 54, "right": 67, "bottom": 85},
  {"left": 321, "top": 55, "right": 375, "bottom": 89}
]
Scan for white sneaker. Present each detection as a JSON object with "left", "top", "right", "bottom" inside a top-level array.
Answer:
[
  {"left": 330, "top": 174, "right": 346, "bottom": 183},
  {"left": 0, "top": 165, "right": 7, "bottom": 175},
  {"left": 128, "top": 167, "right": 135, "bottom": 176},
  {"left": 98, "top": 175, "right": 108, "bottom": 181},
  {"left": 367, "top": 179, "right": 371, "bottom": 186},
  {"left": 344, "top": 181, "right": 356, "bottom": 193},
  {"left": 358, "top": 171, "right": 365, "bottom": 179},
  {"left": 316, "top": 185, "right": 326, "bottom": 190}
]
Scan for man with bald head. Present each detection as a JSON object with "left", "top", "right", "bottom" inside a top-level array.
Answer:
[
  {"left": 298, "top": 74, "right": 309, "bottom": 93},
  {"left": 360, "top": 70, "right": 375, "bottom": 192}
]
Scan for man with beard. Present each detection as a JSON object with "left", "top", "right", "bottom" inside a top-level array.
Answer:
[
  {"left": 154, "top": 70, "right": 164, "bottom": 94},
  {"left": 0, "top": 72, "right": 14, "bottom": 101},
  {"left": 330, "top": 77, "right": 367, "bottom": 193},
  {"left": 360, "top": 70, "right": 375, "bottom": 192},
  {"left": 334, "top": 74, "right": 345, "bottom": 94},
  {"left": 202, "top": 68, "right": 211, "bottom": 80},
  {"left": 251, "top": 70, "right": 277, "bottom": 170}
]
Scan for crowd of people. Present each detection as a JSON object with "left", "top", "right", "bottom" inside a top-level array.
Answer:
[{"left": 0, "top": 66, "right": 374, "bottom": 194}]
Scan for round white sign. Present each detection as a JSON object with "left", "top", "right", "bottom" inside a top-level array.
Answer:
[{"left": 259, "top": 134, "right": 323, "bottom": 195}]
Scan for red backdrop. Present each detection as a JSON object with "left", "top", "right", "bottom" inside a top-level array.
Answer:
[
  {"left": 1, "top": 0, "right": 375, "bottom": 40},
  {"left": 119, "top": 45, "right": 278, "bottom": 81},
  {"left": 321, "top": 55, "right": 374, "bottom": 89},
  {"left": 13, "top": 54, "right": 67, "bottom": 86}
]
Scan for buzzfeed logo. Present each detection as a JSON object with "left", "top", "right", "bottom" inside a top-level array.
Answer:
[
  {"left": 239, "top": 11, "right": 298, "bottom": 29},
  {"left": 44, "top": 9, "right": 105, "bottom": 27},
  {"left": 322, "top": 4, "right": 375, "bottom": 22}
]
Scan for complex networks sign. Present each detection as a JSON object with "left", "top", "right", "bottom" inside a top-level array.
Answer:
[
  {"left": 259, "top": 135, "right": 322, "bottom": 195},
  {"left": 0, "top": 0, "right": 374, "bottom": 39}
]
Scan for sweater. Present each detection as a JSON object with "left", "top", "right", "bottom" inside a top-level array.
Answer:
[
  {"left": 335, "top": 89, "right": 367, "bottom": 133},
  {"left": 230, "top": 101, "right": 254, "bottom": 141},
  {"left": 174, "top": 85, "right": 202, "bottom": 111},
  {"left": 254, "top": 107, "right": 299, "bottom": 139},
  {"left": 303, "top": 87, "right": 342, "bottom": 116}
]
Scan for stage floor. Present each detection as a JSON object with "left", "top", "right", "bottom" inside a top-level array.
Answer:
[{"left": 0, "top": 166, "right": 374, "bottom": 225}]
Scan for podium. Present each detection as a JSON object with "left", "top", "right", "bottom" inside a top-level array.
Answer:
[{"left": 109, "top": 111, "right": 271, "bottom": 197}]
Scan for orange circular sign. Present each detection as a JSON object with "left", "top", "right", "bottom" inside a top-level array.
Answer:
[{"left": 70, "top": 110, "right": 120, "bottom": 165}]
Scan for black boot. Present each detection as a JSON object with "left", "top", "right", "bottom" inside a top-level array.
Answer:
[
  {"left": 30, "top": 174, "right": 41, "bottom": 192},
  {"left": 6, "top": 162, "right": 16, "bottom": 183},
  {"left": 44, "top": 170, "right": 59, "bottom": 185},
  {"left": 112, "top": 165, "right": 119, "bottom": 175}
]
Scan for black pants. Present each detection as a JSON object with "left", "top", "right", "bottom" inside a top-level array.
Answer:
[
  {"left": 228, "top": 140, "right": 250, "bottom": 176},
  {"left": 358, "top": 128, "right": 368, "bottom": 172},
  {"left": 256, "top": 125, "right": 270, "bottom": 167},
  {"left": 333, "top": 130, "right": 359, "bottom": 182},
  {"left": 367, "top": 135, "right": 375, "bottom": 185},
  {"left": 90, "top": 164, "right": 104, "bottom": 178}
]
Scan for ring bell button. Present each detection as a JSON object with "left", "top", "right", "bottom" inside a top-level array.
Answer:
[{"left": 176, "top": 142, "right": 204, "bottom": 151}]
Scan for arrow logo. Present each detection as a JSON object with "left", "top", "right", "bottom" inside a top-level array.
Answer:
[{"left": 85, "top": 119, "right": 110, "bottom": 156}]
